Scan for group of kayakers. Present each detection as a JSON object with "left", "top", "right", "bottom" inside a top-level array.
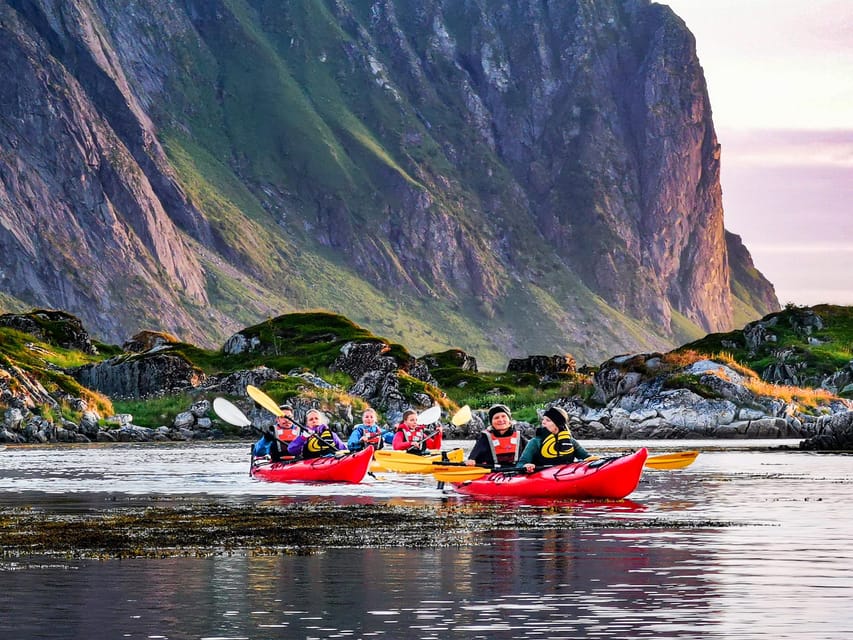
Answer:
[{"left": 252, "top": 400, "right": 590, "bottom": 472}]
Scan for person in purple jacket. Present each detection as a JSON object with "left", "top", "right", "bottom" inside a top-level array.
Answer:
[{"left": 287, "top": 409, "right": 346, "bottom": 459}]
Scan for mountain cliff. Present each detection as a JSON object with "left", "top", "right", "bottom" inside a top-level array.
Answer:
[{"left": 0, "top": 0, "right": 777, "bottom": 369}]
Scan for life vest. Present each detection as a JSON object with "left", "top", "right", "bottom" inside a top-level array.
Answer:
[
  {"left": 537, "top": 430, "right": 576, "bottom": 465},
  {"left": 351, "top": 424, "right": 383, "bottom": 451},
  {"left": 361, "top": 425, "right": 383, "bottom": 447},
  {"left": 275, "top": 423, "right": 300, "bottom": 444},
  {"left": 397, "top": 424, "right": 425, "bottom": 447},
  {"left": 303, "top": 426, "right": 338, "bottom": 459},
  {"left": 487, "top": 429, "right": 522, "bottom": 466}
]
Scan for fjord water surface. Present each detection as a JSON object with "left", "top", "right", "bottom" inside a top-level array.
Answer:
[{"left": 1, "top": 441, "right": 851, "bottom": 639}]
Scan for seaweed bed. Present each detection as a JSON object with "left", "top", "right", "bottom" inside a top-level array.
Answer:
[{"left": 0, "top": 501, "right": 739, "bottom": 559}]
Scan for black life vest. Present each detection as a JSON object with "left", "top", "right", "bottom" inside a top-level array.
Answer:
[{"left": 536, "top": 430, "right": 576, "bottom": 465}]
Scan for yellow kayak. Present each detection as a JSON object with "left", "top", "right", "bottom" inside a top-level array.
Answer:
[
  {"left": 371, "top": 448, "right": 464, "bottom": 473},
  {"left": 644, "top": 450, "right": 699, "bottom": 470}
]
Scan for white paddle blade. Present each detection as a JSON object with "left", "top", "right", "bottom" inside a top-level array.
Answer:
[
  {"left": 213, "top": 397, "right": 251, "bottom": 427},
  {"left": 417, "top": 404, "right": 442, "bottom": 425},
  {"left": 451, "top": 404, "right": 472, "bottom": 426}
]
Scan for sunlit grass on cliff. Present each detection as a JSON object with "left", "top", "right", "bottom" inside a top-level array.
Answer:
[{"left": 0, "top": 328, "right": 113, "bottom": 417}]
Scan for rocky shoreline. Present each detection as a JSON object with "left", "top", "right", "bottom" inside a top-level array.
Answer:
[{"left": 2, "top": 309, "right": 853, "bottom": 450}]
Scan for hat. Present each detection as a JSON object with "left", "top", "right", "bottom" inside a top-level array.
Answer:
[
  {"left": 543, "top": 406, "right": 568, "bottom": 430},
  {"left": 278, "top": 404, "right": 293, "bottom": 412},
  {"left": 487, "top": 404, "right": 512, "bottom": 424}
]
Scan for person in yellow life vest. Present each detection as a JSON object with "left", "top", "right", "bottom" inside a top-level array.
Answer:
[
  {"left": 517, "top": 406, "right": 590, "bottom": 473},
  {"left": 465, "top": 404, "right": 529, "bottom": 468},
  {"left": 287, "top": 409, "right": 346, "bottom": 459}
]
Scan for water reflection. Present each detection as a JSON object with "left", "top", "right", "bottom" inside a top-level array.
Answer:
[
  {"left": 1, "top": 530, "right": 729, "bottom": 639},
  {"left": 3, "top": 443, "right": 853, "bottom": 638}
]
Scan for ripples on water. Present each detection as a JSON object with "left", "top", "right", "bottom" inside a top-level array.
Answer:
[{"left": 1, "top": 440, "right": 853, "bottom": 639}]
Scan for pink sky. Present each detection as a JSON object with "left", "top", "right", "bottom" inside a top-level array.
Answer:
[{"left": 663, "top": 0, "right": 853, "bottom": 306}]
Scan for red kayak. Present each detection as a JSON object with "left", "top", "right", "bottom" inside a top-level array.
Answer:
[
  {"left": 453, "top": 448, "right": 648, "bottom": 499},
  {"left": 251, "top": 446, "right": 374, "bottom": 484}
]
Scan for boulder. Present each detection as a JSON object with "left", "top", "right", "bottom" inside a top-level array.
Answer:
[
  {"left": 122, "top": 330, "right": 179, "bottom": 353},
  {"left": 507, "top": 354, "right": 577, "bottom": 376},
  {"left": 71, "top": 352, "right": 205, "bottom": 398},
  {"left": 800, "top": 411, "right": 853, "bottom": 451},
  {"left": 221, "top": 332, "right": 261, "bottom": 355}
]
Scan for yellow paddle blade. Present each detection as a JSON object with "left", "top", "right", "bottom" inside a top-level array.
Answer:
[
  {"left": 431, "top": 465, "right": 492, "bottom": 483},
  {"left": 444, "top": 448, "right": 465, "bottom": 463},
  {"left": 246, "top": 384, "right": 283, "bottom": 417},
  {"left": 644, "top": 450, "right": 699, "bottom": 470},
  {"left": 451, "top": 404, "right": 472, "bottom": 426}
]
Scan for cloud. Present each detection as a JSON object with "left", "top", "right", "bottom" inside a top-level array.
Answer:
[{"left": 721, "top": 129, "right": 853, "bottom": 168}]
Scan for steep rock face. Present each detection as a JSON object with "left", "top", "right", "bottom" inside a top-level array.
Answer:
[
  {"left": 0, "top": 0, "right": 778, "bottom": 366},
  {"left": 374, "top": 0, "right": 734, "bottom": 332},
  {"left": 0, "top": 0, "right": 210, "bottom": 340}
]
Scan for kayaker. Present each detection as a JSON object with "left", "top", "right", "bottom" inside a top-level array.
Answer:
[
  {"left": 347, "top": 408, "right": 385, "bottom": 452},
  {"left": 287, "top": 409, "right": 346, "bottom": 459},
  {"left": 252, "top": 404, "right": 299, "bottom": 462},
  {"left": 392, "top": 409, "right": 442, "bottom": 454},
  {"left": 517, "top": 406, "right": 590, "bottom": 472},
  {"left": 465, "top": 404, "right": 528, "bottom": 468}
]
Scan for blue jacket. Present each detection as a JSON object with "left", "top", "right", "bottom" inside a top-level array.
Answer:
[
  {"left": 252, "top": 435, "right": 271, "bottom": 457},
  {"left": 347, "top": 423, "right": 384, "bottom": 451}
]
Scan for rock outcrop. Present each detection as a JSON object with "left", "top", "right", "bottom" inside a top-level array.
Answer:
[
  {"left": 71, "top": 351, "right": 205, "bottom": 399},
  {"left": 542, "top": 353, "right": 852, "bottom": 442}
]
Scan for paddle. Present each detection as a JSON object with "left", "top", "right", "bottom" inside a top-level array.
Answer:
[
  {"left": 644, "top": 450, "right": 699, "bottom": 470},
  {"left": 417, "top": 404, "right": 442, "bottom": 426},
  {"left": 212, "top": 397, "right": 251, "bottom": 428},
  {"left": 432, "top": 405, "right": 472, "bottom": 488},
  {"left": 451, "top": 404, "right": 472, "bottom": 426},
  {"left": 212, "top": 397, "right": 256, "bottom": 475}
]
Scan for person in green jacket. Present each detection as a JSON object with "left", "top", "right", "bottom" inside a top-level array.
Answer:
[{"left": 517, "top": 406, "right": 590, "bottom": 473}]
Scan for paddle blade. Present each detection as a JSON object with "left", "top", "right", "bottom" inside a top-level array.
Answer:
[
  {"left": 213, "top": 397, "right": 252, "bottom": 427},
  {"left": 432, "top": 465, "right": 492, "bottom": 483},
  {"left": 246, "top": 384, "right": 284, "bottom": 417},
  {"left": 451, "top": 404, "right": 472, "bottom": 426},
  {"left": 417, "top": 404, "right": 442, "bottom": 425},
  {"left": 645, "top": 450, "right": 699, "bottom": 470}
]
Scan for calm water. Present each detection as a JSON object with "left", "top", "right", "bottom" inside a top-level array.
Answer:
[{"left": 1, "top": 440, "right": 852, "bottom": 639}]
